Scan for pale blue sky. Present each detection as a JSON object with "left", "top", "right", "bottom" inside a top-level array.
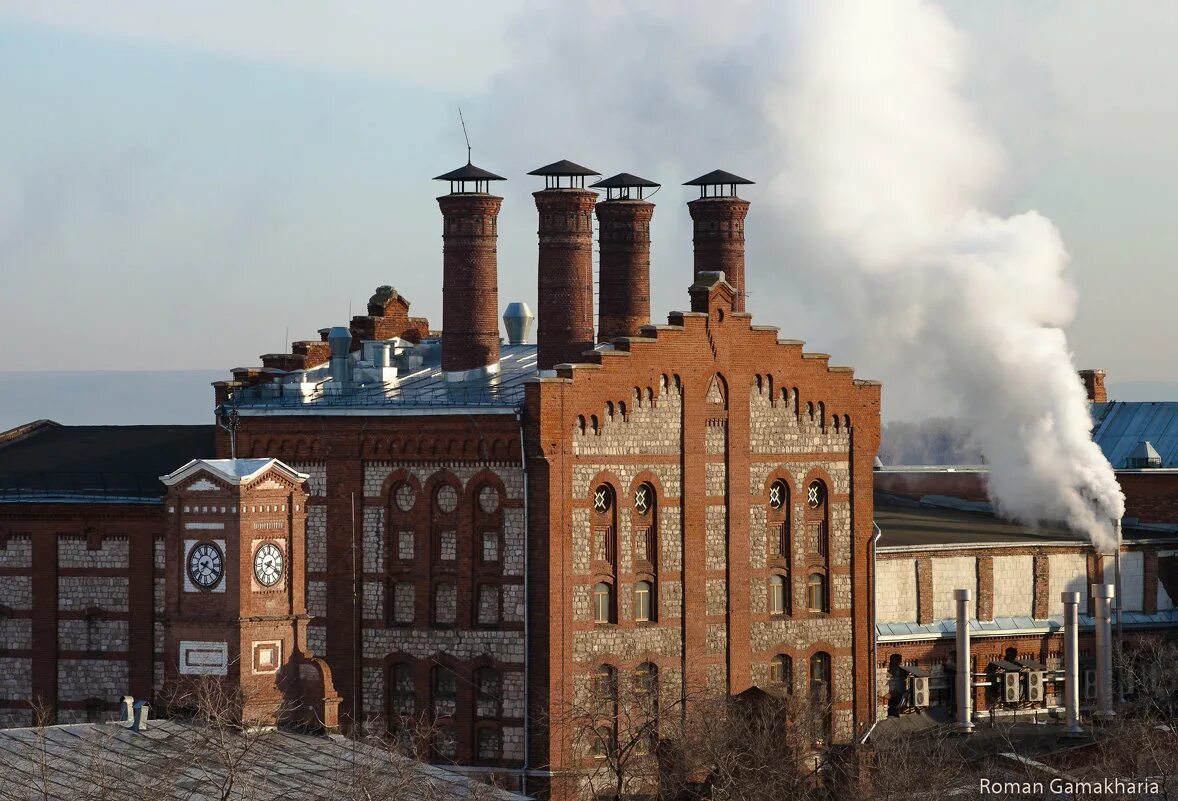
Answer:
[{"left": 0, "top": 1, "right": 1174, "bottom": 421}]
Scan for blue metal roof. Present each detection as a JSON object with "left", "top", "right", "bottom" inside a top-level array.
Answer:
[{"left": 1091, "top": 401, "right": 1178, "bottom": 468}]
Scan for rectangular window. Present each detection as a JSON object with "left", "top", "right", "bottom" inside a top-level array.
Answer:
[
  {"left": 635, "top": 582, "right": 652, "bottom": 622},
  {"left": 593, "top": 583, "right": 613, "bottom": 624}
]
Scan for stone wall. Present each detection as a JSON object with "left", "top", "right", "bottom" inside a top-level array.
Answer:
[
  {"left": 57, "top": 537, "right": 129, "bottom": 569},
  {"left": 57, "top": 659, "right": 128, "bottom": 702},
  {"left": 876, "top": 559, "right": 917, "bottom": 623}
]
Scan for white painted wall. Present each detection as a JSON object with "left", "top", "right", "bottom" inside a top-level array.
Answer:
[{"left": 1119, "top": 551, "right": 1144, "bottom": 611}]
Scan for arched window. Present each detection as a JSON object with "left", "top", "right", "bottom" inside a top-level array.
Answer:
[
  {"left": 592, "top": 484, "right": 616, "bottom": 565},
  {"left": 806, "top": 480, "right": 828, "bottom": 558},
  {"left": 476, "top": 667, "right": 500, "bottom": 718},
  {"left": 633, "top": 483, "right": 657, "bottom": 567},
  {"left": 433, "top": 666, "right": 457, "bottom": 718},
  {"left": 594, "top": 665, "right": 618, "bottom": 714},
  {"left": 807, "top": 573, "right": 827, "bottom": 613},
  {"left": 390, "top": 664, "right": 414, "bottom": 716},
  {"left": 770, "top": 654, "right": 793, "bottom": 691},
  {"left": 634, "top": 580, "right": 654, "bottom": 622},
  {"left": 768, "top": 479, "right": 791, "bottom": 560},
  {"left": 634, "top": 662, "right": 658, "bottom": 697},
  {"left": 769, "top": 574, "right": 788, "bottom": 616},
  {"left": 593, "top": 582, "right": 615, "bottom": 624},
  {"left": 810, "top": 652, "right": 832, "bottom": 741}
]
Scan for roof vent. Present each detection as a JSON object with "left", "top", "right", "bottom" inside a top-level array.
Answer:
[
  {"left": 1125, "top": 440, "right": 1162, "bottom": 469},
  {"left": 327, "top": 326, "right": 352, "bottom": 387},
  {"left": 503, "top": 302, "right": 535, "bottom": 346}
]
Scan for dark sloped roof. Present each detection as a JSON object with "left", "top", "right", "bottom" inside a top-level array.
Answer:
[
  {"left": 590, "top": 172, "right": 660, "bottom": 189},
  {"left": 433, "top": 161, "right": 506, "bottom": 182},
  {"left": 684, "top": 169, "right": 754, "bottom": 186},
  {"left": 527, "top": 159, "right": 599, "bottom": 177},
  {"left": 0, "top": 422, "right": 215, "bottom": 501}
]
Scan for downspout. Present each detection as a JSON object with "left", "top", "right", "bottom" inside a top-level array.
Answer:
[
  {"left": 517, "top": 409, "right": 530, "bottom": 795},
  {"left": 869, "top": 522, "right": 882, "bottom": 734},
  {"left": 1114, "top": 518, "right": 1123, "bottom": 706}
]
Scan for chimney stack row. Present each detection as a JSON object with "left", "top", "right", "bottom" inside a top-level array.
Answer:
[{"left": 435, "top": 161, "right": 754, "bottom": 373}]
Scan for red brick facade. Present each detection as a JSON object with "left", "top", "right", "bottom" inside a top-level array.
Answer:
[
  {"left": 439, "top": 193, "right": 503, "bottom": 374},
  {"left": 535, "top": 188, "right": 597, "bottom": 370},
  {"left": 596, "top": 198, "right": 654, "bottom": 343},
  {"left": 688, "top": 197, "right": 750, "bottom": 312}
]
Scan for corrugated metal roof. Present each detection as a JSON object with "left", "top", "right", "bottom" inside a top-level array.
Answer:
[
  {"left": 233, "top": 344, "right": 540, "bottom": 413},
  {"left": 1091, "top": 401, "right": 1178, "bottom": 468},
  {"left": 0, "top": 719, "right": 525, "bottom": 800},
  {"left": 876, "top": 609, "right": 1178, "bottom": 641}
]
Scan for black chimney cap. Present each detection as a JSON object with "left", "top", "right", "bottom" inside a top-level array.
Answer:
[
  {"left": 434, "top": 162, "right": 506, "bottom": 182},
  {"left": 684, "top": 169, "right": 754, "bottom": 187},
  {"left": 528, "top": 159, "right": 600, "bottom": 177},
  {"left": 590, "top": 172, "right": 660, "bottom": 189}
]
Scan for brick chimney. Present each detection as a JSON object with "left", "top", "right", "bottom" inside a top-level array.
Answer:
[
  {"left": 435, "top": 161, "right": 506, "bottom": 379},
  {"left": 1079, "top": 369, "right": 1108, "bottom": 403},
  {"left": 591, "top": 173, "right": 658, "bottom": 343},
  {"left": 530, "top": 160, "right": 600, "bottom": 370},
  {"left": 685, "top": 170, "right": 754, "bottom": 312}
]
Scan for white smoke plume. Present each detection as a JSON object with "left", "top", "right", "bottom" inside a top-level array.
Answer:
[{"left": 484, "top": 0, "right": 1125, "bottom": 549}]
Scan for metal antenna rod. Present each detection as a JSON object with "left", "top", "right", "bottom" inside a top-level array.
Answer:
[{"left": 459, "top": 107, "right": 472, "bottom": 164}]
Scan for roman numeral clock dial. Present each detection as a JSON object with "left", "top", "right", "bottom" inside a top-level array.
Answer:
[{"left": 253, "top": 542, "right": 284, "bottom": 588}]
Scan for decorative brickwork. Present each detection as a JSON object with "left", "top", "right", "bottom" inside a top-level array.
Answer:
[
  {"left": 596, "top": 199, "right": 654, "bottom": 343},
  {"left": 535, "top": 188, "right": 597, "bottom": 370},
  {"left": 687, "top": 197, "right": 750, "bottom": 311},
  {"left": 916, "top": 557, "right": 933, "bottom": 625},
  {"left": 438, "top": 193, "right": 503, "bottom": 373}
]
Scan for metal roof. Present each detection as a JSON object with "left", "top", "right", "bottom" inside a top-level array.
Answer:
[
  {"left": 876, "top": 609, "right": 1178, "bottom": 642},
  {"left": 432, "top": 162, "right": 505, "bottom": 182},
  {"left": 683, "top": 169, "right": 754, "bottom": 186},
  {"left": 0, "top": 719, "right": 525, "bottom": 800},
  {"left": 0, "top": 423, "right": 215, "bottom": 502},
  {"left": 232, "top": 344, "right": 540, "bottom": 415},
  {"left": 527, "top": 159, "right": 599, "bottom": 177},
  {"left": 1091, "top": 401, "right": 1178, "bottom": 468}
]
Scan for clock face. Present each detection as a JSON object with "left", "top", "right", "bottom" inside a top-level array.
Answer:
[
  {"left": 253, "top": 543, "right": 284, "bottom": 588},
  {"left": 187, "top": 542, "right": 224, "bottom": 589}
]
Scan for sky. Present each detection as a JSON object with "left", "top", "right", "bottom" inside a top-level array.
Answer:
[{"left": 0, "top": 1, "right": 1174, "bottom": 425}]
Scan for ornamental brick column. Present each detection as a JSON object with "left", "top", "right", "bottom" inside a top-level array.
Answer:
[
  {"left": 534, "top": 188, "right": 598, "bottom": 370},
  {"left": 688, "top": 197, "right": 750, "bottom": 311},
  {"left": 434, "top": 162, "right": 506, "bottom": 377},
  {"left": 596, "top": 199, "right": 654, "bottom": 343}
]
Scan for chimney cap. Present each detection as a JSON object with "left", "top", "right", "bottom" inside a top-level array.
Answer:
[
  {"left": 434, "top": 162, "right": 505, "bottom": 182},
  {"left": 591, "top": 172, "right": 659, "bottom": 201},
  {"left": 435, "top": 161, "right": 505, "bottom": 195},
  {"left": 528, "top": 159, "right": 600, "bottom": 177},
  {"left": 685, "top": 169, "right": 754, "bottom": 199}
]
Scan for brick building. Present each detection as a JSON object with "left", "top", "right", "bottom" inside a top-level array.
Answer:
[{"left": 0, "top": 162, "right": 882, "bottom": 795}]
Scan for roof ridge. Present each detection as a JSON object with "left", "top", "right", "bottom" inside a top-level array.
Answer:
[{"left": 0, "top": 419, "right": 60, "bottom": 450}]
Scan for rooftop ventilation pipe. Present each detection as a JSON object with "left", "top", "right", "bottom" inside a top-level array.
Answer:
[
  {"left": 503, "top": 302, "right": 535, "bottom": 345},
  {"left": 118, "top": 695, "right": 134, "bottom": 724},
  {"left": 953, "top": 588, "right": 974, "bottom": 733},
  {"left": 1061, "top": 591, "right": 1084, "bottom": 736},
  {"left": 130, "top": 699, "right": 150, "bottom": 732},
  {"left": 1092, "top": 582, "right": 1116, "bottom": 721},
  {"left": 328, "top": 326, "right": 352, "bottom": 387}
]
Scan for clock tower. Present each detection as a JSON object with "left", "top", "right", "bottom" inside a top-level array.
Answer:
[{"left": 160, "top": 458, "right": 337, "bottom": 727}]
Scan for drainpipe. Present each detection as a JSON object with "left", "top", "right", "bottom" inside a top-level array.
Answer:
[
  {"left": 953, "top": 589, "right": 974, "bottom": 733},
  {"left": 1114, "top": 518, "right": 1123, "bottom": 705},
  {"left": 871, "top": 522, "right": 881, "bottom": 725},
  {"left": 516, "top": 410, "right": 530, "bottom": 795},
  {"left": 1061, "top": 591, "right": 1083, "bottom": 737}
]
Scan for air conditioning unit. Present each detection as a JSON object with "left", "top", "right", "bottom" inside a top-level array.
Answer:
[
  {"left": 1083, "top": 669, "right": 1098, "bottom": 701},
  {"left": 910, "top": 676, "right": 929, "bottom": 708},
  {"left": 1026, "top": 670, "right": 1044, "bottom": 702},
  {"left": 1003, "top": 671, "right": 1022, "bottom": 704}
]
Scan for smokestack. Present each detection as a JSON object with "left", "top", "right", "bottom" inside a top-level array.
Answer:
[
  {"left": 503, "top": 302, "right": 535, "bottom": 346},
  {"left": 685, "top": 170, "right": 754, "bottom": 312},
  {"left": 434, "top": 161, "right": 506, "bottom": 380},
  {"left": 529, "top": 160, "right": 600, "bottom": 370},
  {"left": 1078, "top": 369, "right": 1108, "bottom": 403},
  {"left": 590, "top": 173, "right": 659, "bottom": 343},
  {"left": 1061, "top": 591, "right": 1084, "bottom": 736},
  {"left": 1092, "top": 582, "right": 1116, "bottom": 720},
  {"left": 953, "top": 588, "right": 974, "bottom": 733},
  {"left": 327, "top": 327, "right": 352, "bottom": 386}
]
